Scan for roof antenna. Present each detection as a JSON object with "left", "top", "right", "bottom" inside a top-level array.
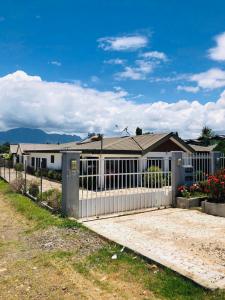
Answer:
[{"left": 121, "top": 126, "right": 130, "bottom": 137}]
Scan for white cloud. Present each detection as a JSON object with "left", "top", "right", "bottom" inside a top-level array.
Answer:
[
  {"left": 1, "top": 70, "right": 225, "bottom": 138},
  {"left": 49, "top": 61, "right": 61, "bottom": 66},
  {"left": 190, "top": 68, "right": 225, "bottom": 89},
  {"left": 140, "top": 51, "right": 167, "bottom": 61},
  {"left": 90, "top": 75, "right": 100, "bottom": 83},
  {"left": 115, "top": 67, "right": 144, "bottom": 80},
  {"left": 136, "top": 60, "right": 153, "bottom": 73},
  {"left": 104, "top": 58, "right": 126, "bottom": 65},
  {"left": 98, "top": 35, "right": 148, "bottom": 51},
  {"left": 115, "top": 60, "right": 153, "bottom": 80},
  {"left": 177, "top": 85, "right": 199, "bottom": 93},
  {"left": 208, "top": 32, "right": 225, "bottom": 61}
]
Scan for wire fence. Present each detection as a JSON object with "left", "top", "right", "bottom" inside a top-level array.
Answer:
[{"left": 0, "top": 158, "right": 62, "bottom": 209}]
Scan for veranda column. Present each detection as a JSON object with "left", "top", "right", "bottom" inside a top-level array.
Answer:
[{"left": 61, "top": 151, "right": 81, "bottom": 218}]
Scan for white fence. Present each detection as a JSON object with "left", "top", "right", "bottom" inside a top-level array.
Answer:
[
  {"left": 220, "top": 155, "right": 225, "bottom": 169},
  {"left": 182, "top": 153, "right": 211, "bottom": 182},
  {"left": 78, "top": 158, "right": 172, "bottom": 220}
]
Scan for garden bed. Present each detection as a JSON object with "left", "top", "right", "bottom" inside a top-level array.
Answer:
[
  {"left": 202, "top": 200, "right": 225, "bottom": 218},
  {"left": 176, "top": 196, "right": 207, "bottom": 209}
]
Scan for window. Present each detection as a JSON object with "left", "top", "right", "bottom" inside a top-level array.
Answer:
[
  {"left": 51, "top": 155, "right": 55, "bottom": 164},
  {"left": 31, "top": 157, "right": 35, "bottom": 167}
]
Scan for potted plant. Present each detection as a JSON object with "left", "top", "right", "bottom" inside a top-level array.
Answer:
[
  {"left": 202, "top": 169, "right": 225, "bottom": 217},
  {"left": 176, "top": 183, "right": 207, "bottom": 209}
]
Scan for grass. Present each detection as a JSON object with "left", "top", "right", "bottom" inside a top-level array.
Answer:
[
  {"left": 0, "top": 178, "right": 225, "bottom": 299},
  {"left": 0, "top": 180, "right": 81, "bottom": 230},
  {"left": 74, "top": 244, "right": 225, "bottom": 300}
]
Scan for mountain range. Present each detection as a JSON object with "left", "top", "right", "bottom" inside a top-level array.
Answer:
[{"left": 0, "top": 128, "right": 81, "bottom": 144}]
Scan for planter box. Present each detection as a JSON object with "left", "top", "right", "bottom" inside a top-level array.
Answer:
[
  {"left": 202, "top": 200, "right": 225, "bottom": 218},
  {"left": 176, "top": 196, "right": 206, "bottom": 209}
]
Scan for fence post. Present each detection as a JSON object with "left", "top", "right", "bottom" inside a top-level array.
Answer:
[
  {"left": 61, "top": 151, "right": 81, "bottom": 218},
  {"left": 171, "top": 152, "right": 184, "bottom": 207},
  {"left": 24, "top": 161, "right": 27, "bottom": 194},
  {"left": 4, "top": 159, "right": 5, "bottom": 179},
  {"left": 210, "top": 151, "right": 221, "bottom": 175}
]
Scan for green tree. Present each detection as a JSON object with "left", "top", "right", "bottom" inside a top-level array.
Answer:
[
  {"left": 136, "top": 127, "right": 143, "bottom": 135},
  {"left": 0, "top": 142, "right": 10, "bottom": 154},
  {"left": 214, "top": 140, "right": 225, "bottom": 154},
  {"left": 198, "top": 126, "right": 214, "bottom": 146}
]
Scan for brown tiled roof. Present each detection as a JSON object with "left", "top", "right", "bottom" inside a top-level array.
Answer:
[
  {"left": 65, "top": 132, "right": 193, "bottom": 154},
  {"left": 18, "top": 143, "right": 62, "bottom": 153},
  {"left": 17, "top": 132, "right": 193, "bottom": 154},
  {"left": 189, "top": 144, "right": 217, "bottom": 153}
]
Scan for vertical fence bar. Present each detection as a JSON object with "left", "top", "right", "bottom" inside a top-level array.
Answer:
[
  {"left": 40, "top": 168, "right": 43, "bottom": 201},
  {"left": 9, "top": 163, "right": 10, "bottom": 183},
  {"left": 24, "top": 161, "right": 27, "bottom": 194},
  {"left": 4, "top": 159, "right": 5, "bottom": 180}
]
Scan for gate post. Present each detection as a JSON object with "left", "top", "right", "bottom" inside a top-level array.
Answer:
[
  {"left": 171, "top": 152, "right": 184, "bottom": 207},
  {"left": 210, "top": 151, "right": 221, "bottom": 175},
  {"left": 61, "top": 151, "right": 81, "bottom": 219}
]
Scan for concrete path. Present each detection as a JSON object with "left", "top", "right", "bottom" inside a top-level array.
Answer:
[{"left": 85, "top": 208, "right": 225, "bottom": 290}]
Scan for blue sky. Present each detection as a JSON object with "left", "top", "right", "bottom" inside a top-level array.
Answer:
[{"left": 0, "top": 0, "right": 225, "bottom": 137}]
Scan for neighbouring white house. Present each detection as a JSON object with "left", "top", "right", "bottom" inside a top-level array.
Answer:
[
  {"left": 11, "top": 132, "right": 195, "bottom": 172},
  {"left": 10, "top": 143, "right": 63, "bottom": 170}
]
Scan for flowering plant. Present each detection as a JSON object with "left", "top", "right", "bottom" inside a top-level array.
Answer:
[
  {"left": 206, "top": 169, "right": 225, "bottom": 203},
  {"left": 177, "top": 183, "right": 202, "bottom": 198},
  {"left": 177, "top": 185, "right": 191, "bottom": 198}
]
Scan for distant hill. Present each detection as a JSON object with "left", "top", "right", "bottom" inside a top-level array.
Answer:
[{"left": 0, "top": 128, "right": 81, "bottom": 144}]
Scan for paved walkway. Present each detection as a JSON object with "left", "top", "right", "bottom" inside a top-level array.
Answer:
[{"left": 85, "top": 208, "right": 225, "bottom": 290}]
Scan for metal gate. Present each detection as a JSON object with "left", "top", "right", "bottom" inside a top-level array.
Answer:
[{"left": 79, "top": 157, "right": 172, "bottom": 220}]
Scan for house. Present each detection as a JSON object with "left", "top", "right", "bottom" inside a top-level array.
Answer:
[
  {"left": 9, "top": 144, "right": 18, "bottom": 164},
  {"left": 14, "top": 143, "right": 63, "bottom": 170},
  {"left": 14, "top": 132, "right": 194, "bottom": 172}
]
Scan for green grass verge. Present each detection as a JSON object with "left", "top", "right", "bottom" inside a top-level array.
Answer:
[
  {"left": 1, "top": 179, "right": 225, "bottom": 299},
  {"left": 0, "top": 179, "right": 81, "bottom": 230},
  {"left": 74, "top": 244, "right": 225, "bottom": 300}
]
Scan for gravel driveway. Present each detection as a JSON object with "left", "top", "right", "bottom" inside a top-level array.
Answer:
[{"left": 85, "top": 208, "right": 225, "bottom": 290}]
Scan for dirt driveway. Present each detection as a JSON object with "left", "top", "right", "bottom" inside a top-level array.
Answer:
[
  {"left": 0, "top": 192, "right": 157, "bottom": 299},
  {"left": 85, "top": 208, "right": 225, "bottom": 290}
]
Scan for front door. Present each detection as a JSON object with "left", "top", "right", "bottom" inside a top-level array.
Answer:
[{"left": 41, "top": 158, "right": 47, "bottom": 169}]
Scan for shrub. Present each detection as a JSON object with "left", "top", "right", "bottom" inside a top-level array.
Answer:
[
  {"left": 39, "top": 188, "right": 62, "bottom": 210},
  {"left": 10, "top": 174, "right": 26, "bottom": 194},
  {"left": 41, "top": 168, "right": 49, "bottom": 177},
  {"left": 35, "top": 168, "right": 49, "bottom": 177},
  {"left": 143, "top": 166, "right": 164, "bottom": 188},
  {"left": 14, "top": 163, "right": 24, "bottom": 172},
  {"left": 206, "top": 169, "right": 225, "bottom": 203},
  {"left": 28, "top": 180, "right": 40, "bottom": 198},
  {"left": 47, "top": 169, "right": 54, "bottom": 179},
  {"left": 47, "top": 170, "right": 62, "bottom": 181},
  {"left": 26, "top": 165, "right": 35, "bottom": 175}
]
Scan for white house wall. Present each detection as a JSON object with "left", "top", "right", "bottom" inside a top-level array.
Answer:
[{"left": 28, "top": 152, "right": 62, "bottom": 170}]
